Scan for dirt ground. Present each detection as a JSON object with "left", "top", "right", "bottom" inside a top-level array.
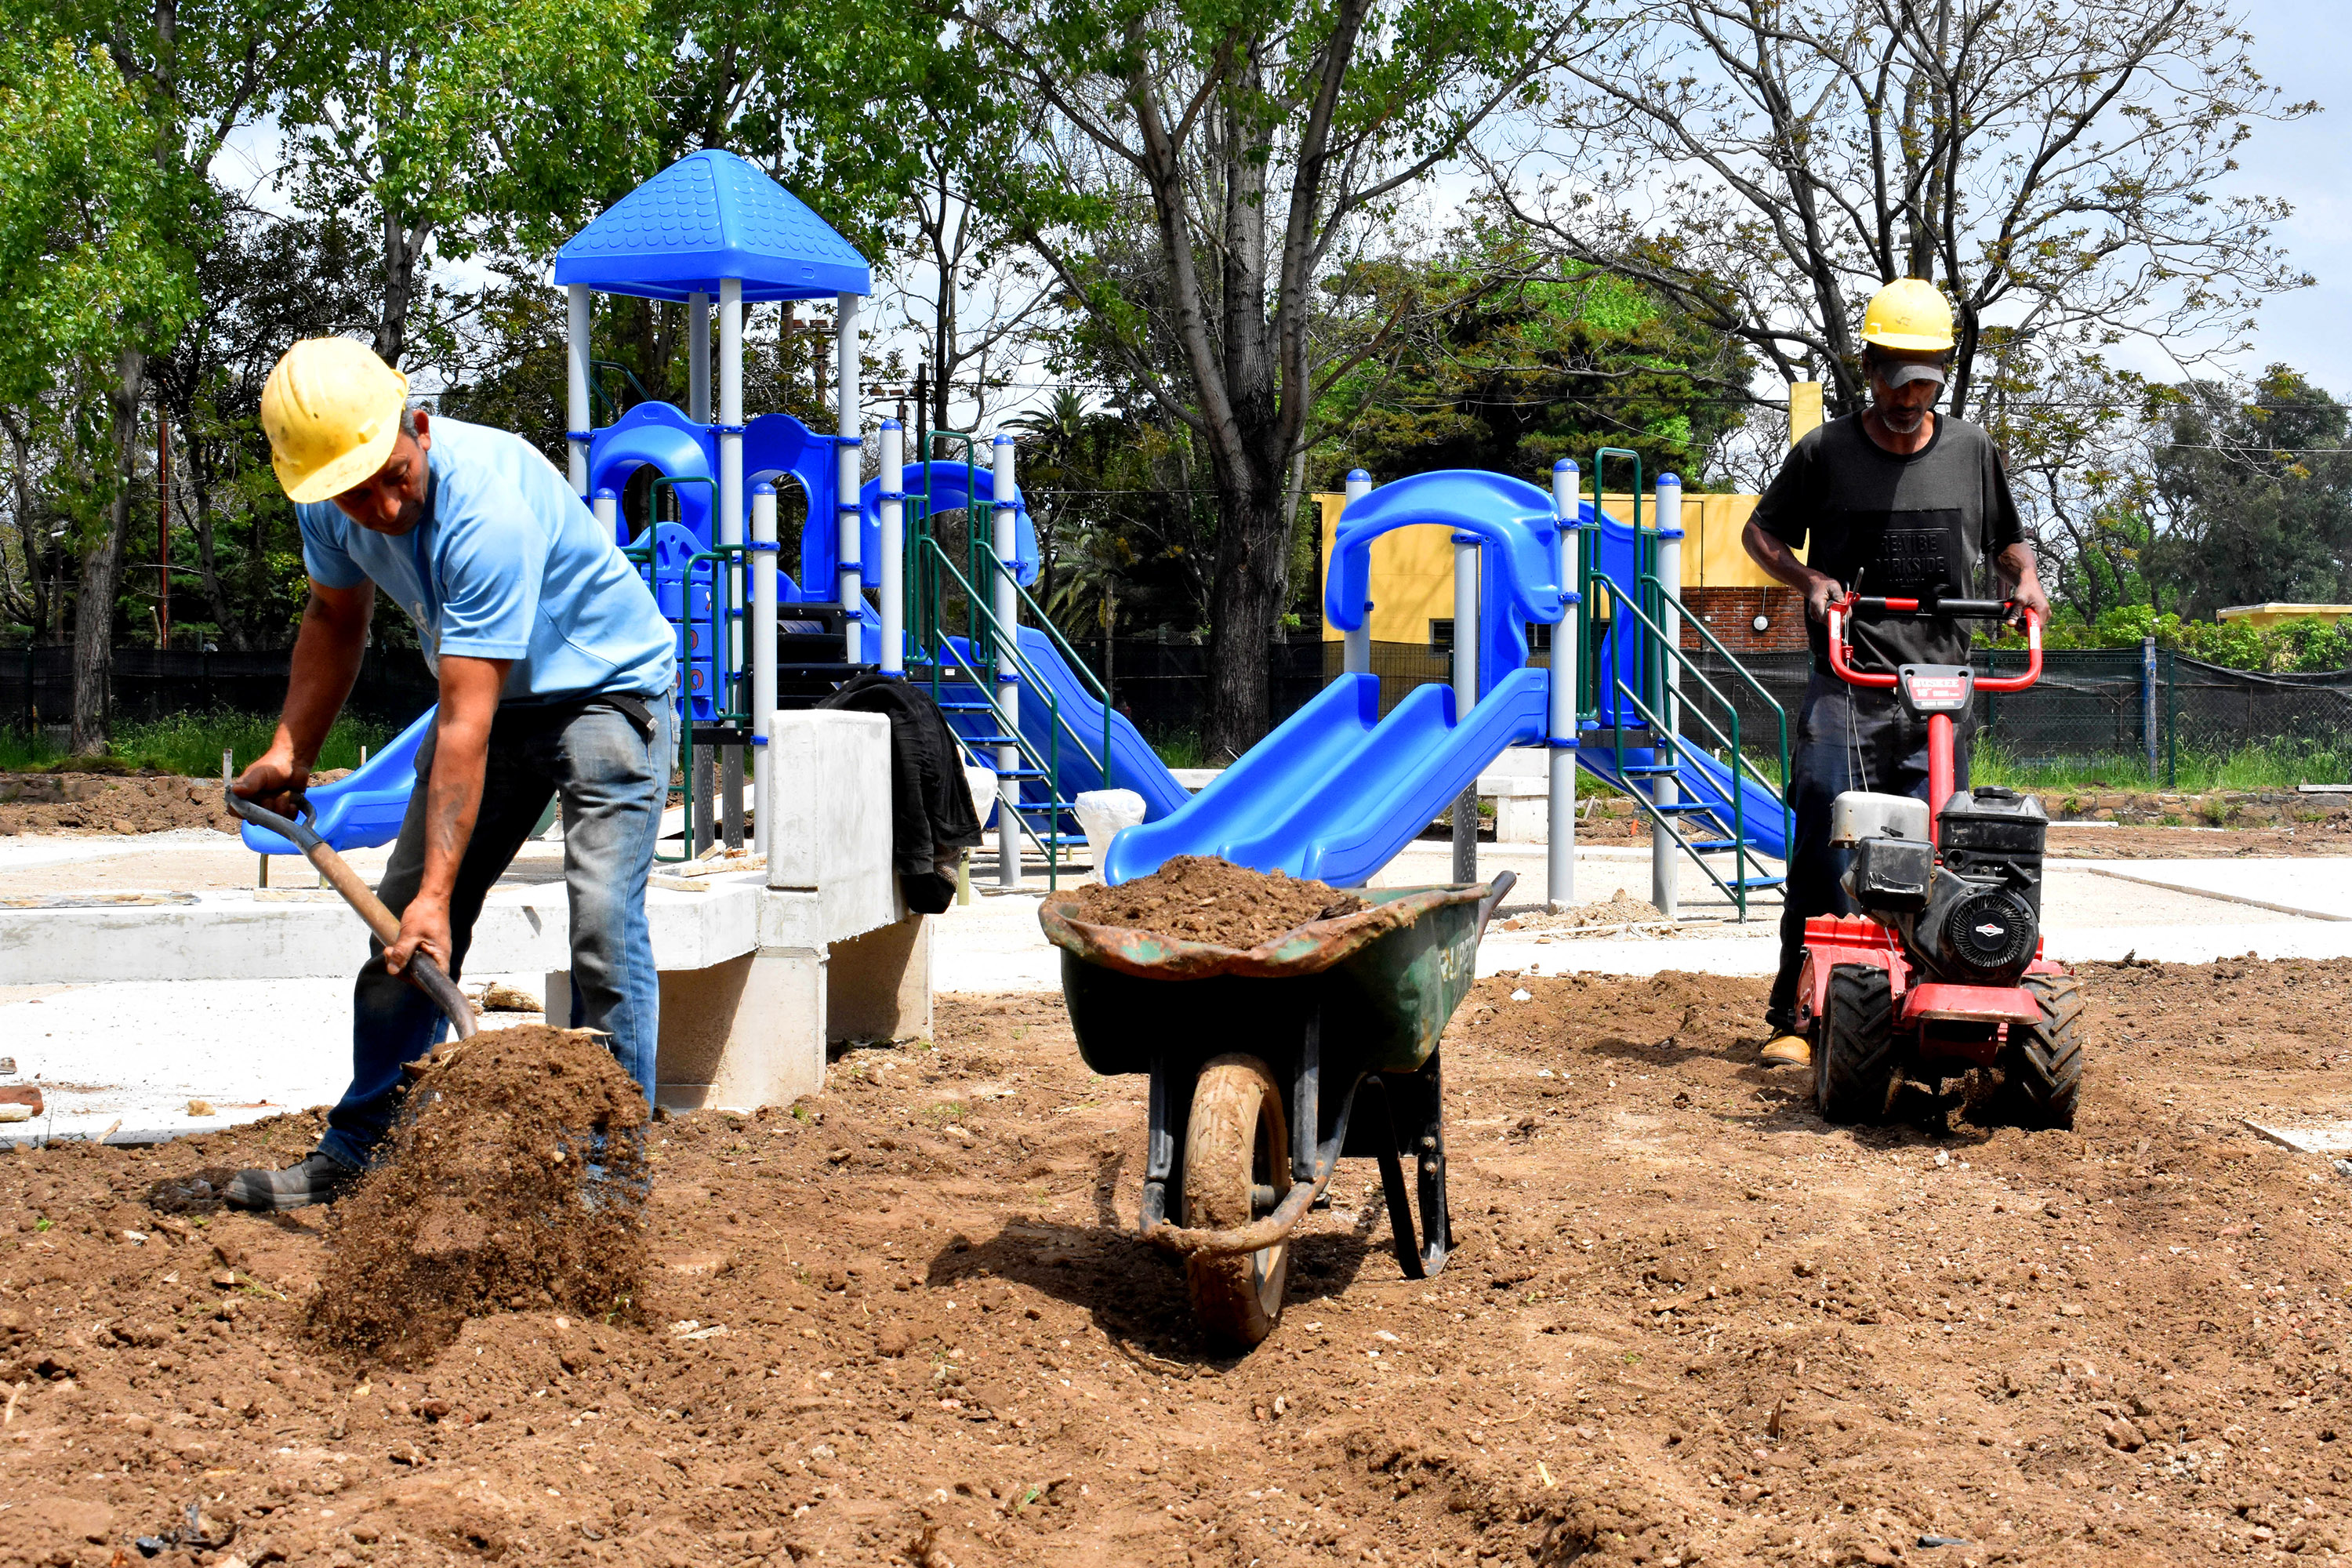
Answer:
[
  {"left": 6, "top": 956, "right": 2352, "bottom": 1567},
  {"left": 0, "top": 774, "right": 245, "bottom": 836},
  {"left": 2046, "top": 821, "right": 2352, "bottom": 858}
]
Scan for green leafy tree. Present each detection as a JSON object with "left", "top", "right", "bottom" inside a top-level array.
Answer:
[
  {"left": 1316, "top": 233, "right": 1754, "bottom": 488},
  {"left": 151, "top": 206, "right": 379, "bottom": 650},
  {"left": 0, "top": 33, "right": 202, "bottom": 741},
  {"left": 279, "top": 0, "right": 654, "bottom": 371},
  {"left": 2148, "top": 368, "right": 2352, "bottom": 618},
  {"left": 1494, "top": 0, "right": 2313, "bottom": 423}
]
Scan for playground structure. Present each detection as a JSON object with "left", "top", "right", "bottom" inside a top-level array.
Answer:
[
  {"left": 1109, "top": 454, "right": 1792, "bottom": 919},
  {"left": 246, "top": 148, "right": 1791, "bottom": 927}
]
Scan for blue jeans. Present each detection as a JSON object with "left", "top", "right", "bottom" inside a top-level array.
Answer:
[
  {"left": 1763, "top": 673, "right": 1972, "bottom": 1034},
  {"left": 316, "top": 697, "right": 673, "bottom": 1170}
]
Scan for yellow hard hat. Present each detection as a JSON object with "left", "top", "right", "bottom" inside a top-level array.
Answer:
[
  {"left": 260, "top": 338, "right": 411, "bottom": 504},
  {"left": 1860, "top": 278, "right": 1955, "bottom": 353}
]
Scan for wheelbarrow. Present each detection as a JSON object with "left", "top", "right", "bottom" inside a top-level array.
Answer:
[{"left": 1038, "top": 870, "right": 1515, "bottom": 1347}]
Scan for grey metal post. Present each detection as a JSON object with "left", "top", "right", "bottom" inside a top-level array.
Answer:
[
  {"left": 716, "top": 280, "right": 744, "bottom": 849},
  {"left": 1650, "top": 471, "right": 1683, "bottom": 919},
  {"left": 1547, "top": 459, "right": 1581, "bottom": 912},
  {"left": 750, "top": 481, "right": 778, "bottom": 858},
  {"left": 687, "top": 291, "right": 712, "bottom": 425},
  {"left": 878, "top": 420, "right": 905, "bottom": 674},
  {"left": 565, "top": 285, "right": 592, "bottom": 494},
  {"left": 834, "top": 293, "right": 862, "bottom": 619},
  {"left": 1452, "top": 529, "right": 1479, "bottom": 884},
  {"left": 2142, "top": 634, "right": 2158, "bottom": 782},
  {"left": 1341, "top": 469, "right": 1372, "bottom": 676},
  {"left": 993, "top": 433, "right": 1022, "bottom": 888}
]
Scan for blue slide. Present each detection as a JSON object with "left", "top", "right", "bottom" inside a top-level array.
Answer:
[
  {"left": 1009, "top": 627, "right": 1192, "bottom": 818},
  {"left": 238, "top": 707, "right": 433, "bottom": 855},
  {"left": 1105, "top": 470, "right": 1572, "bottom": 887},
  {"left": 924, "top": 632, "right": 1192, "bottom": 822},
  {"left": 1105, "top": 667, "right": 1550, "bottom": 888}
]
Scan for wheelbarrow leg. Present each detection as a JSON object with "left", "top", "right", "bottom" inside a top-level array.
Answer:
[
  {"left": 1141, "top": 1051, "right": 1192, "bottom": 1232},
  {"left": 1414, "top": 1048, "right": 1452, "bottom": 1272},
  {"left": 1372, "top": 1125, "right": 1424, "bottom": 1280},
  {"left": 1369, "top": 1054, "right": 1451, "bottom": 1279}
]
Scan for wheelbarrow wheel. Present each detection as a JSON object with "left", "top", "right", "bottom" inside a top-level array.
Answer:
[{"left": 1181, "top": 1054, "right": 1293, "bottom": 1347}]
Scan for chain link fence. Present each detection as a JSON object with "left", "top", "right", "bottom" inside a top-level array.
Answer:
[
  {"left": 1336, "top": 638, "right": 2352, "bottom": 788},
  {"left": 0, "top": 646, "right": 438, "bottom": 734},
  {"left": 13, "top": 635, "right": 2350, "bottom": 787}
]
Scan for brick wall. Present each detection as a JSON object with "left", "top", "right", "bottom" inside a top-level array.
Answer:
[{"left": 1681, "top": 586, "right": 1808, "bottom": 655}]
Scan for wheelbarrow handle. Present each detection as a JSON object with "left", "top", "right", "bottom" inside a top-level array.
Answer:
[
  {"left": 1472, "top": 869, "right": 1518, "bottom": 945},
  {"left": 221, "top": 771, "right": 477, "bottom": 1044}
]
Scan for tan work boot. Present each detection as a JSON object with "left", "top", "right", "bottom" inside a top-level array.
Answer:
[{"left": 1759, "top": 1033, "right": 1812, "bottom": 1069}]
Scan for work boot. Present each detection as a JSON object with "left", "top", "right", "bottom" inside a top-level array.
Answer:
[
  {"left": 221, "top": 1151, "right": 360, "bottom": 1212},
  {"left": 1759, "top": 1033, "right": 1813, "bottom": 1069}
]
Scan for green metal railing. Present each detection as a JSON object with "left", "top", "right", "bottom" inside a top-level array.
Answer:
[
  {"left": 912, "top": 536, "right": 1070, "bottom": 887},
  {"left": 1587, "top": 569, "right": 1786, "bottom": 918},
  {"left": 621, "top": 494, "right": 747, "bottom": 862},
  {"left": 1642, "top": 571, "right": 1795, "bottom": 858},
  {"left": 898, "top": 430, "right": 1121, "bottom": 887}
]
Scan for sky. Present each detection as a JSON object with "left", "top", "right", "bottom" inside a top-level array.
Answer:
[{"left": 2222, "top": 0, "right": 2352, "bottom": 391}]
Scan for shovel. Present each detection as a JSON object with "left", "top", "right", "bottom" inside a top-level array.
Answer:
[{"left": 223, "top": 769, "right": 478, "bottom": 1044}]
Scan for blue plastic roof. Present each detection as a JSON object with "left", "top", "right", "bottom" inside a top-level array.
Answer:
[{"left": 554, "top": 149, "right": 871, "bottom": 303}]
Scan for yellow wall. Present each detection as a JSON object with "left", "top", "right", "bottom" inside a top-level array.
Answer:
[
  {"left": 2216, "top": 603, "right": 2352, "bottom": 628},
  {"left": 1317, "top": 488, "right": 1799, "bottom": 644}
]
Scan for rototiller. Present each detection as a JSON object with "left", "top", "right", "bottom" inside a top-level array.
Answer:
[{"left": 1797, "top": 595, "right": 2084, "bottom": 1128}]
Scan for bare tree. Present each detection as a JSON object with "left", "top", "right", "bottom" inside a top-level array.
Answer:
[
  {"left": 1485, "top": 0, "right": 2312, "bottom": 422},
  {"left": 964, "top": 0, "right": 1585, "bottom": 750}
]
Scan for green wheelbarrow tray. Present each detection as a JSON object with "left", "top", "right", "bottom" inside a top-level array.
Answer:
[
  {"left": 1040, "top": 873, "right": 1513, "bottom": 1080},
  {"left": 1037, "top": 871, "right": 1515, "bottom": 1313}
]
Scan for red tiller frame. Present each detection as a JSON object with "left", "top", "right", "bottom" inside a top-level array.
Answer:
[{"left": 1825, "top": 598, "right": 2043, "bottom": 832}]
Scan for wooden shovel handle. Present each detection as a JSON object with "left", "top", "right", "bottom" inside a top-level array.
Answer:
[{"left": 305, "top": 844, "right": 401, "bottom": 946}]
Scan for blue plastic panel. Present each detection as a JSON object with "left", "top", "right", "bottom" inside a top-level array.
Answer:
[
  {"left": 1325, "top": 470, "right": 1566, "bottom": 702},
  {"left": 554, "top": 149, "right": 872, "bottom": 303},
  {"left": 860, "top": 462, "right": 1039, "bottom": 590},
  {"left": 589, "top": 403, "right": 714, "bottom": 547},
  {"left": 238, "top": 707, "right": 434, "bottom": 855}
]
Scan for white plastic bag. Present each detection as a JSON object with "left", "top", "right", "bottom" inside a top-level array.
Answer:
[
  {"left": 1073, "top": 789, "right": 1147, "bottom": 875},
  {"left": 964, "top": 765, "right": 1000, "bottom": 830}
]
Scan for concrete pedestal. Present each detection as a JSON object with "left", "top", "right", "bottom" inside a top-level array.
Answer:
[
  {"left": 546, "top": 707, "right": 924, "bottom": 1113},
  {"left": 544, "top": 908, "right": 929, "bottom": 1113}
]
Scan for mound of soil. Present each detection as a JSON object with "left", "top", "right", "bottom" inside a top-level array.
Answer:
[
  {"left": 307, "top": 1025, "right": 650, "bottom": 1368},
  {"left": 0, "top": 767, "right": 355, "bottom": 837},
  {"left": 1067, "top": 853, "right": 1365, "bottom": 946},
  {"left": 9, "top": 958, "right": 2352, "bottom": 1563},
  {"left": 0, "top": 772, "right": 246, "bottom": 836}
]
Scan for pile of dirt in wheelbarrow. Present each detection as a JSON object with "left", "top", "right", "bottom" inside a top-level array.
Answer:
[
  {"left": 306, "top": 1024, "right": 651, "bottom": 1368},
  {"left": 1067, "top": 853, "right": 1367, "bottom": 946}
]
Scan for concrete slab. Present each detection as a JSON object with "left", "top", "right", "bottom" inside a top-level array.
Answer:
[
  {"left": 0, "top": 869, "right": 779, "bottom": 985},
  {"left": 0, "top": 974, "right": 553, "bottom": 1145},
  {"left": 2083, "top": 860, "right": 2352, "bottom": 923},
  {"left": 2240, "top": 1116, "right": 2352, "bottom": 1156}
]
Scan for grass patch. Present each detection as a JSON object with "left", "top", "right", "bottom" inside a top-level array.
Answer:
[
  {"left": 1969, "top": 737, "right": 2352, "bottom": 795},
  {"left": 0, "top": 710, "right": 392, "bottom": 777},
  {"left": 1149, "top": 730, "right": 1211, "bottom": 770}
]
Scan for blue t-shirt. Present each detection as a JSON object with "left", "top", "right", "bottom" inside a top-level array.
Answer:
[{"left": 296, "top": 416, "right": 674, "bottom": 703}]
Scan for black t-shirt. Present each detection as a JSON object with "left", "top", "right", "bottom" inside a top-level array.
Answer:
[{"left": 1753, "top": 412, "right": 2024, "bottom": 673}]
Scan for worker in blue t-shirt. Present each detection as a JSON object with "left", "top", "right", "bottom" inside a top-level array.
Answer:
[{"left": 223, "top": 337, "right": 676, "bottom": 1211}]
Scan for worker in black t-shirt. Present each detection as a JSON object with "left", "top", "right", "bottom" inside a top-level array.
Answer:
[{"left": 1740, "top": 279, "right": 2051, "bottom": 1071}]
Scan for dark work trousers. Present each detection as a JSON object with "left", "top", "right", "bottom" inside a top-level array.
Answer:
[
  {"left": 314, "top": 697, "right": 673, "bottom": 1170},
  {"left": 1763, "top": 673, "right": 1973, "bottom": 1034}
]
